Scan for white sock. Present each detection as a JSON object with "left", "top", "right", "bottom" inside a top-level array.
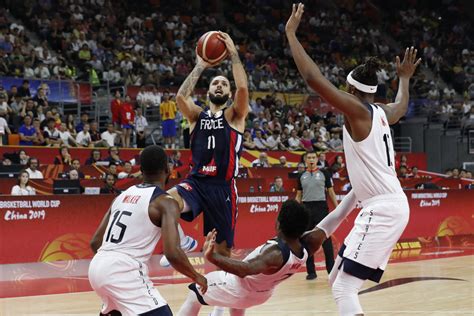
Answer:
[
  {"left": 332, "top": 267, "right": 365, "bottom": 316},
  {"left": 210, "top": 307, "right": 225, "bottom": 316},
  {"left": 177, "top": 291, "right": 201, "bottom": 316}
]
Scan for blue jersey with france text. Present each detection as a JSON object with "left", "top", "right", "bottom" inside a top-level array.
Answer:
[{"left": 189, "top": 108, "right": 243, "bottom": 183}]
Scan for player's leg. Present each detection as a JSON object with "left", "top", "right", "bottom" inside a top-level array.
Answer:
[
  {"left": 328, "top": 254, "right": 343, "bottom": 286},
  {"left": 304, "top": 202, "right": 317, "bottom": 279},
  {"left": 177, "top": 291, "right": 203, "bottom": 316},
  {"left": 332, "top": 266, "right": 365, "bottom": 316}
]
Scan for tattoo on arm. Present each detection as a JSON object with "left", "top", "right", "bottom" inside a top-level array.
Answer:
[
  {"left": 230, "top": 51, "right": 241, "bottom": 65},
  {"left": 178, "top": 64, "right": 205, "bottom": 98}
]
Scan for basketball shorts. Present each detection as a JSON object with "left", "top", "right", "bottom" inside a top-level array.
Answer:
[
  {"left": 176, "top": 177, "right": 238, "bottom": 248},
  {"left": 121, "top": 124, "right": 133, "bottom": 129},
  {"left": 338, "top": 193, "right": 410, "bottom": 282},
  {"left": 88, "top": 251, "right": 169, "bottom": 316},
  {"left": 189, "top": 271, "right": 272, "bottom": 309},
  {"left": 162, "top": 119, "right": 176, "bottom": 137}
]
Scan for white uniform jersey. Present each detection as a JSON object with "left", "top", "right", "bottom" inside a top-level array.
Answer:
[
  {"left": 343, "top": 103, "right": 404, "bottom": 202},
  {"left": 238, "top": 238, "right": 308, "bottom": 292},
  {"left": 98, "top": 184, "right": 165, "bottom": 263}
]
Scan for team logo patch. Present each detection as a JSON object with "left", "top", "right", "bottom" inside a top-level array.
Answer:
[{"left": 178, "top": 183, "right": 193, "bottom": 191}]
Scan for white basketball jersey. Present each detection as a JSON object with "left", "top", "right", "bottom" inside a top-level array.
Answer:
[
  {"left": 343, "top": 103, "right": 403, "bottom": 201},
  {"left": 98, "top": 184, "right": 165, "bottom": 263},
  {"left": 239, "top": 238, "right": 308, "bottom": 292}
]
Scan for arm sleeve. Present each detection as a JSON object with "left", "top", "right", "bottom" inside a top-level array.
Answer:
[
  {"left": 323, "top": 170, "right": 333, "bottom": 188},
  {"left": 316, "top": 190, "right": 357, "bottom": 238},
  {"left": 297, "top": 173, "right": 303, "bottom": 191}
]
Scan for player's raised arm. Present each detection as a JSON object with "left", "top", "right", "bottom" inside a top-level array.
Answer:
[
  {"left": 218, "top": 32, "right": 249, "bottom": 120},
  {"left": 176, "top": 56, "right": 212, "bottom": 124},
  {"left": 204, "top": 230, "right": 283, "bottom": 278},
  {"left": 285, "top": 3, "right": 366, "bottom": 118},
  {"left": 377, "top": 47, "right": 421, "bottom": 124},
  {"left": 151, "top": 196, "right": 208, "bottom": 293}
]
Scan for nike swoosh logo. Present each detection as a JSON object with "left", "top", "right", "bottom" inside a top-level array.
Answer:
[{"left": 359, "top": 277, "right": 467, "bottom": 295}]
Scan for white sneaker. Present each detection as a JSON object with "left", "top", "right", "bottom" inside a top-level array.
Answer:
[{"left": 159, "top": 236, "right": 198, "bottom": 267}]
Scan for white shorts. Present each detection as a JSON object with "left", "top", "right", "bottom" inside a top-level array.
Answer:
[
  {"left": 340, "top": 193, "right": 410, "bottom": 281},
  {"left": 88, "top": 251, "right": 168, "bottom": 316},
  {"left": 191, "top": 271, "right": 272, "bottom": 309}
]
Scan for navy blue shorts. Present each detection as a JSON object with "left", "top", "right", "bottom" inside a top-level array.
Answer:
[
  {"left": 162, "top": 119, "right": 176, "bottom": 137},
  {"left": 176, "top": 177, "right": 238, "bottom": 248}
]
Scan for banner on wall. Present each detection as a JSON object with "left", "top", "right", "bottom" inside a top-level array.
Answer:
[{"left": 1, "top": 190, "right": 473, "bottom": 264}]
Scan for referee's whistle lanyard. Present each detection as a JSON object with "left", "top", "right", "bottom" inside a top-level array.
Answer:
[{"left": 306, "top": 167, "right": 318, "bottom": 175}]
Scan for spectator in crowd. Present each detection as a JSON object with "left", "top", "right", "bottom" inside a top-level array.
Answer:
[
  {"left": 32, "top": 118, "right": 45, "bottom": 146},
  {"left": 17, "top": 80, "right": 31, "bottom": 98},
  {"left": 89, "top": 121, "right": 107, "bottom": 147},
  {"left": 0, "top": 112, "right": 11, "bottom": 145},
  {"left": 118, "top": 161, "right": 141, "bottom": 179},
  {"left": 316, "top": 152, "right": 329, "bottom": 169},
  {"left": 100, "top": 173, "right": 119, "bottom": 194},
  {"left": 69, "top": 159, "right": 85, "bottom": 179},
  {"left": 11, "top": 170, "right": 36, "bottom": 195},
  {"left": 65, "top": 114, "right": 77, "bottom": 137},
  {"left": 33, "top": 87, "right": 49, "bottom": 109},
  {"left": 275, "top": 155, "right": 292, "bottom": 167},
  {"left": 54, "top": 145, "right": 72, "bottom": 166},
  {"left": 19, "top": 115, "right": 36, "bottom": 146},
  {"left": 254, "top": 130, "right": 270, "bottom": 150},
  {"left": 160, "top": 91, "right": 177, "bottom": 149},
  {"left": 110, "top": 90, "right": 122, "bottom": 129},
  {"left": 330, "top": 155, "right": 346, "bottom": 180},
  {"left": 270, "top": 176, "right": 285, "bottom": 192},
  {"left": 76, "top": 123, "right": 92, "bottom": 147},
  {"left": 243, "top": 130, "right": 257, "bottom": 150},
  {"left": 106, "top": 146, "right": 124, "bottom": 166},
  {"left": 452, "top": 168, "right": 460, "bottom": 179},
  {"left": 398, "top": 166, "right": 410, "bottom": 179},
  {"left": 134, "top": 107, "right": 148, "bottom": 148},
  {"left": 300, "top": 130, "right": 313, "bottom": 151},
  {"left": 85, "top": 149, "right": 103, "bottom": 165},
  {"left": 445, "top": 168, "right": 453, "bottom": 177},
  {"left": 169, "top": 150, "right": 183, "bottom": 168},
  {"left": 18, "top": 150, "right": 30, "bottom": 165},
  {"left": 75, "top": 113, "right": 89, "bottom": 133},
  {"left": 328, "top": 133, "right": 343, "bottom": 152},
  {"left": 288, "top": 129, "right": 302, "bottom": 151},
  {"left": 101, "top": 123, "right": 121, "bottom": 147},
  {"left": 120, "top": 95, "right": 135, "bottom": 148},
  {"left": 25, "top": 157, "right": 43, "bottom": 179},
  {"left": 2, "top": 158, "right": 12, "bottom": 166},
  {"left": 266, "top": 130, "right": 285, "bottom": 150},
  {"left": 410, "top": 166, "right": 421, "bottom": 179},
  {"left": 58, "top": 123, "right": 77, "bottom": 146},
  {"left": 252, "top": 152, "right": 270, "bottom": 167},
  {"left": 43, "top": 118, "right": 62, "bottom": 146}
]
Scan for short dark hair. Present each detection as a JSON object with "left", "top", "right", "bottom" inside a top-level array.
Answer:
[
  {"left": 140, "top": 145, "right": 168, "bottom": 175},
  {"left": 277, "top": 200, "right": 309, "bottom": 239}
]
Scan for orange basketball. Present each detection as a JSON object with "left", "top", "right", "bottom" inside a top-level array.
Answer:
[{"left": 196, "top": 31, "right": 228, "bottom": 64}]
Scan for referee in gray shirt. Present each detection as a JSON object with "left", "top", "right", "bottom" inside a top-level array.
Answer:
[{"left": 296, "top": 151, "right": 339, "bottom": 280}]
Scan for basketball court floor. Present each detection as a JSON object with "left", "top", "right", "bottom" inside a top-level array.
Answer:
[{"left": 1, "top": 244, "right": 473, "bottom": 315}]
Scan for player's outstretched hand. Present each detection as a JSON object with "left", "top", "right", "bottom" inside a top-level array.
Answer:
[
  {"left": 285, "top": 3, "right": 304, "bottom": 35},
  {"left": 396, "top": 46, "right": 422, "bottom": 79},
  {"left": 195, "top": 274, "right": 208, "bottom": 294},
  {"left": 204, "top": 229, "right": 218, "bottom": 262}
]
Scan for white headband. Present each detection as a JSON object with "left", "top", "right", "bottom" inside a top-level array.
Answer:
[{"left": 346, "top": 71, "right": 378, "bottom": 94}]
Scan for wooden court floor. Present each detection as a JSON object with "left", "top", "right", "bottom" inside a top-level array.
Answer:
[{"left": 1, "top": 256, "right": 473, "bottom": 316}]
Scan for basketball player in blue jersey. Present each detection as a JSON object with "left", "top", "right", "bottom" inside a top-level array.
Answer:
[
  {"left": 88, "top": 145, "right": 207, "bottom": 316},
  {"left": 178, "top": 194, "right": 358, "bottom": 315},
  {"left": 286, "top": 3, "right": 421, "bottom": 315},
  {"left": 163, "top": 31, "right": 248, "bottom": 268}
]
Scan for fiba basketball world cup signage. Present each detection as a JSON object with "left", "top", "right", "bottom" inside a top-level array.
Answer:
[{"left": 1, "top": 199, "right": 61, "bottom": 221}]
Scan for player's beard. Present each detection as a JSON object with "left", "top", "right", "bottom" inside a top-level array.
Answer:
[{"left": 209, "top": 92, "right": 230, "bottom": 106}]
